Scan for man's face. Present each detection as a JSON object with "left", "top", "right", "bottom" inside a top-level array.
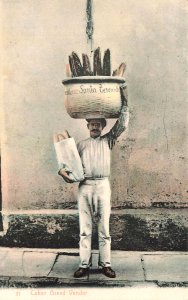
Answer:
[{"left": 87, "top": 120, "right": 103, "bottom": 138}]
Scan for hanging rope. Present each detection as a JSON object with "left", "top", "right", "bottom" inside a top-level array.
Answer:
[{"left": 86, "top": 0, "right": 94, "bottom": 52}]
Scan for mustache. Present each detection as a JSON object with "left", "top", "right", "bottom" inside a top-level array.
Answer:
[{"left": 91, "top": 129, "right": 100, "bottom": 132}]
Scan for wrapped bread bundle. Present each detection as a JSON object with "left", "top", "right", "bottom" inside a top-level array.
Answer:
[{"left": 54, "top": 137, "right": 84, "bottom": 182}]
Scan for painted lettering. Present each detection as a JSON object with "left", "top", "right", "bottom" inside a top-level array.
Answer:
[{"left": 80, "top": 84, "right": 97, "bottom": 94}]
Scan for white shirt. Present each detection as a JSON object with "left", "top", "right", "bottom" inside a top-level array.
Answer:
[
  {"left": 77, "top": 111, "right": 129, "bottom": 179},
  {"left": 77, "top": 136, "right": 111, "bottom": 178}
]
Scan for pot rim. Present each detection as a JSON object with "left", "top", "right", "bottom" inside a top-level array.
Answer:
[{"left": 62, "top": 76, "right": 126, "bottom": 85}]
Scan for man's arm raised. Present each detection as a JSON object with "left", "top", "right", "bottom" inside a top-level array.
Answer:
[{"left": 107, "top": 83, "right": 129, "bottom": 149}]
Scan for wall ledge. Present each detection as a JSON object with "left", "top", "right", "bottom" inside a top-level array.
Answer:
[{"left": 0, "top": 209, "right": 187, "bottom": 251}]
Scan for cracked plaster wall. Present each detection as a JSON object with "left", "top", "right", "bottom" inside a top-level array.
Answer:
[{"left": 1, "top": 0, "right": 187, "bottom": 211}]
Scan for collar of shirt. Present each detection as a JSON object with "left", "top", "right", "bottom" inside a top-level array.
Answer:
[{"left": 89, "top": 136, "right": 101, "bottom": 141}]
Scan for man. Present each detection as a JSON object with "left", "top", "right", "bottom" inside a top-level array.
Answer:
[{"left": 57, "top": 84, "right": 129, "bottom": 278}]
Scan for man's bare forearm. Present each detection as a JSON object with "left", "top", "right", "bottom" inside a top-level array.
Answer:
[
  {"left": 109, "top": 109, "right": 129, "bottom": 139},
  {"left": 107, "top": 84, "right": 129, "bottom": 149},
  {"left": 109, "top": 83, "right": 129, "bottom": 138}
]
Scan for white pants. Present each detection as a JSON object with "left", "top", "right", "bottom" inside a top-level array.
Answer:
[{"left": 78, "top": 178, "right": 111, "bottom": 268}]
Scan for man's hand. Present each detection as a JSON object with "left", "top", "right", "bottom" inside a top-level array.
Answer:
[
  {"left": 58, "top": 168, "right": 74, "bottom": 183},
  {"left": 108, "top": 136, "right": 116, "bottom": 150}
]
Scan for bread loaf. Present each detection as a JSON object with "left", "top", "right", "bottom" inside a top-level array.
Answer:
[
  {"left": 103, "top": 49, "right": 111, "bottom": 76},
  {"left": 93, "top": 47, "right": 103, "bottom": 76}
]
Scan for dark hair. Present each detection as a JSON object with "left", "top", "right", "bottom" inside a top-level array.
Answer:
[{"left": 86, "top": 118, "right": 107, "bottom": 128}]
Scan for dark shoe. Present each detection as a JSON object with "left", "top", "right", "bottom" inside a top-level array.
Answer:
[
  {"left": 102, "top": 267, "right": 116, "bottom": 278},
  {"left": 74, "top": 267, "right": 89, "bottom": 278}
]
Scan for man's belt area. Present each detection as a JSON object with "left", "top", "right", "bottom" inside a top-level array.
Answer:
[{"left": 82, "top": 176, "right": 109, "bottom": 181}]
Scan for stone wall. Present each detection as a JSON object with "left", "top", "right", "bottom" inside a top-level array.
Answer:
[{"left": 0, "top": 210, "right": 187, "bottom": 250}]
